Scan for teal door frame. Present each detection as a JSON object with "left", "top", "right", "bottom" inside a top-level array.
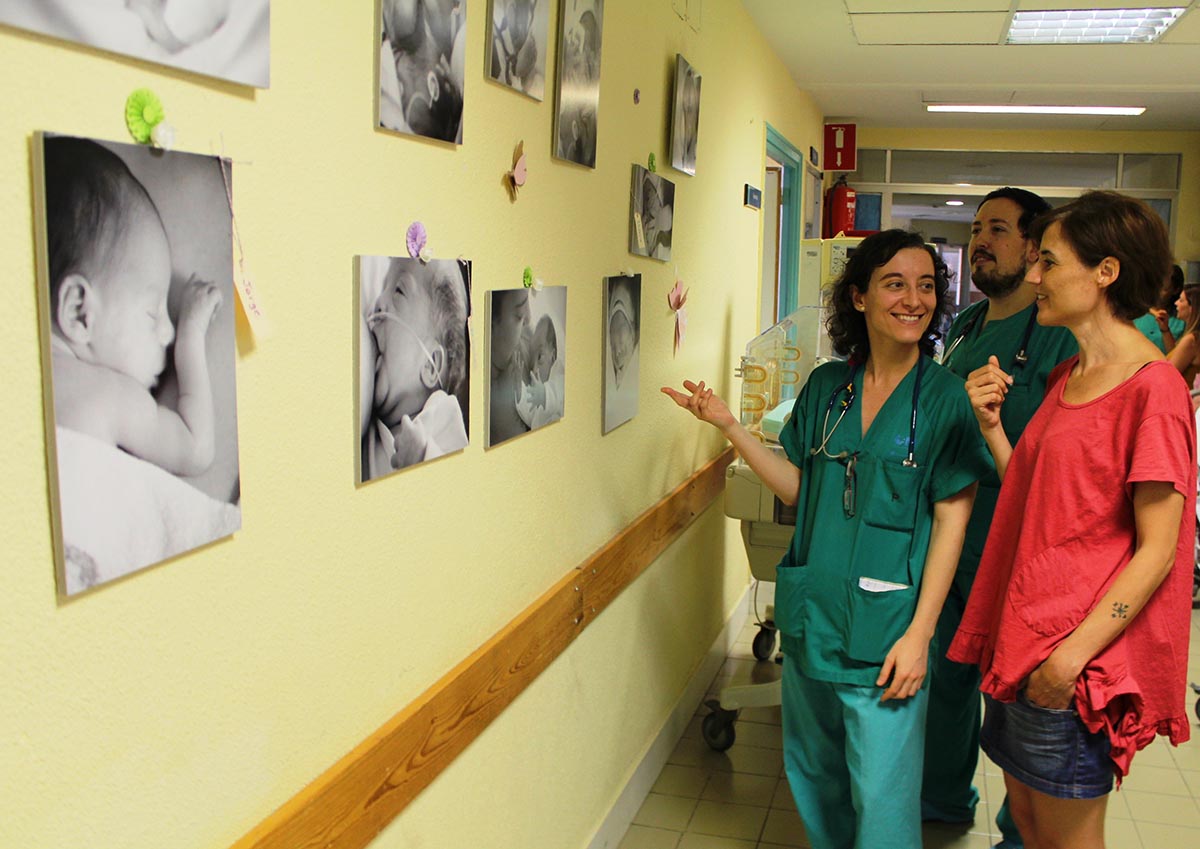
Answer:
[{"left": 766, "top": 125, "right": 805, "bottom": 318}]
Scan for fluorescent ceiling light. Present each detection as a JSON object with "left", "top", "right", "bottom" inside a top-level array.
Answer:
[
  {"left": 945, "top": 200, "right": 964, "bottom": 206},
  {"left": 926, "top": 104, "right": 1145, "bottom": 116},
  {"left": 1007, "top": 7, "right": 1185, "bottom": 44}
]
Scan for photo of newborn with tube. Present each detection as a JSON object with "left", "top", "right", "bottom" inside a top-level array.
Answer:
[
  {"left": 670, "top": 54, "right": 701, "bottom": 176},
  {"left": 487, "top": 285, "right": 567, "bottom": 447},
  {"left": 378, "top": 0, "right": 467, "bottom": 144},
  {"left": 602, "top": 274, "right": 640, "bottom": 434},
  {"left": 629, "top": 164, "right": 675, "bottom": 261},
  {"left": 0, "top": 0, "right": 270, "bottom": 87},
  {"left": 358, "top": 255, "right": 472, "bottom": 482},
  {"left": 553, "top": 0, "right": 603, "bottom": 167},
  {"left": 34, "top": 132, "right": 241, "bottom": 596}
]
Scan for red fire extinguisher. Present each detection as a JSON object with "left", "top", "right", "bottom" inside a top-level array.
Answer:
[{"left": 823, "top": 174, "right": 857, "bottom": 238}]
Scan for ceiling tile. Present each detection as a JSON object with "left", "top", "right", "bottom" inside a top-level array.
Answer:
[
  {"left": 847, "top": 1, "right": 1009, "bottom": 10},
  {"left": 850, "top": 12, "right": 1009, "bottom": 44},
  {"left": 1160, "top": 8, "right": 1200, "bottom": 42}
]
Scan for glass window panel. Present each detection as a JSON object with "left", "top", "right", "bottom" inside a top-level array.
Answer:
[
  {"left": 843, "top": 148, "right": 886, "bottom": 183},
  {"left": 1144, "top": 197, "right": 1172, "bottom": 232},
  {"left": 1120, "top": 154, "right": 1180, "bottom": 189},
  {"left": 889, "top": 150, "right": 1118, "bottom": 188}
]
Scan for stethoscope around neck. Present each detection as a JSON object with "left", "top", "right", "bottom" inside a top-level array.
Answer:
[
  {"left": 941, "top": 303, "right": 1039, "bottom": 371},
  {"left": 810, "top": 355, "right": 926, "bottom": 469}
]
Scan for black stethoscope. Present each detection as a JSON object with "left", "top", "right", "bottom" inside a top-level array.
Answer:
[
  {"left": 810, "top": 355, "right": 926, "bottom": 470},
  {"left": 941, "top": 304, "right": 1039, "bottom": 372}
]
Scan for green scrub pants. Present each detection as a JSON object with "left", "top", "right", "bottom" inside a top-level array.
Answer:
[
  {"left": 782, "top": 656, "right": 928, "bottom": 849},
  {"left": 921, "top": 577, "right": 981, "bottom": 822}
]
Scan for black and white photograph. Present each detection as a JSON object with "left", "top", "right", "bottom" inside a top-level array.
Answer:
[
  {"left": 33, "top": 132, "right": 241, "bottom": 596},
  {"left": 553, "top": 0, "right": 603, "bottom": 167},
  {"left": 602, "top": 274, "right": 640, "bottom": 434},
  {"left": 629, "top": 164, "right": 675, "bottom": 261},
  {"left": 670, "top": 53, "right": 701, "bottom": 175},
  {"left": 0, "top": 0, "right": 270, "bottom": 88},
  {"left": 358, "top": 255, "right": 471, "bottom": 482},
  {"left": 486, "top": 0, "right": 549, "bottom": 101},
  {"left": 487, "top": 285, "right": 567, "bottom": 447},
  {"left": 379, "top": 0, "right": 467, "bottom": 144}
]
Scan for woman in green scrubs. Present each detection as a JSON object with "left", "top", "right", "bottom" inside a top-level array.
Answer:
[{"left": 664, "top": 230, "right": 991, "bottom": 849}]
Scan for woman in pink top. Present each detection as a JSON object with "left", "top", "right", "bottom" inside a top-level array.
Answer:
[{"left": 950, "top": 191, "right": 1196, "bottom": 849}]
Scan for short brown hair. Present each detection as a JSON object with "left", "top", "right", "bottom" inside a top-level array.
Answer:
[{"left": 1029, "top": 191, "right": 1170, "bottom": 322}]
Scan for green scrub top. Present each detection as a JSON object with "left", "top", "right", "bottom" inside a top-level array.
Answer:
[
  {"left": 1133, "top": 312, "right": 1186, "bottom": 354},
  {"left": 941, "top": 300, "right": 1077, "bottom": 575},
  {"left": 775, "top": 357, "right": 992, "bottom": 686}
]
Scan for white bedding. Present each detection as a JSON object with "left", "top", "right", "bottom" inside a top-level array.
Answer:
[{"left": 54, "top": 426, "right": 240, "bottom": 594}]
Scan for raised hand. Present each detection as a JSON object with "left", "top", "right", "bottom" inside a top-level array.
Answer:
[
  {"left": 964, "top": 355, "right": 1012, "bottom": 432},
  {"left": 661, "top": 379, "right": 736, "bottom": 431}
]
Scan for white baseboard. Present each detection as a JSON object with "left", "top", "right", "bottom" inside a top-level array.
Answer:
[{"left": 586, "top": 586, "right": 753, "bottom": 849}]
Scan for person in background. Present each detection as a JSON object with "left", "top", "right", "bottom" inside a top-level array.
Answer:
[
  {"left": 1167, "top": 284, "right": 1200, "bottom": 388},
  {"left": 923, "top": 188, "right": 1077, "bottom": 849},
  {"left": 664, "top": 229, "right": 990, "bottom": 849},
  {"left": 952, "top": 191, "right": 1195, "bottom": 849},
  {"left": 1134, "top": 263, "right": 1185, "bottom": 353}
]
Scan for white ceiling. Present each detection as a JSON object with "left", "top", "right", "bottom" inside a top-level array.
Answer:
[{"left": 740, "top": 0, "right": 1200, "bottom": 131}]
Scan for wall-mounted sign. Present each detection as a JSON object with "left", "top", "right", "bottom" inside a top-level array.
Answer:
[
  {"left": 823, "top": 123, "right": 857, "bottom": 172},
  {"left": 744, "top": 184, "right": 762, "bottom": 209}
]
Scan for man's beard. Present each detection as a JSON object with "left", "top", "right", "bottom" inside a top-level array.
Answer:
[{"left": 972, "top": 263, "right": 1026, "bottom": 299}]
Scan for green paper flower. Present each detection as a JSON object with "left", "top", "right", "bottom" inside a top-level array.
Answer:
[
  {"left": 648, "top": 152, "right": 657, "bottom": 173},
  {"left": 125, "top": 89, "right": 165, "bottom": 145},
  {"left": 523, "top": 267, "right": 534, "bottom": 288}
]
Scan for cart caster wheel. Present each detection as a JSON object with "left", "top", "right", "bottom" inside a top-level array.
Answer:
[
  {"left": 752, "top": 625, "right": 778, "bottom": 661},
  {"left": 701, "top": 700, "right": 738, "bottom": 752}
]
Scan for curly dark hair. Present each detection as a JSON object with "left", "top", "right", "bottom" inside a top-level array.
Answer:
[
  {"left": 825, "top": 229, "right": 953, "bottom": 361},
  {"left": 1028, "top": 191, "right": 1171, "bottom": 322}
]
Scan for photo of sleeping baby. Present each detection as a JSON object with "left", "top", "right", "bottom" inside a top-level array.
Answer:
[
  {"left": 553, "top": 0, "right": 603, "bottom": 167},
  {"left": 34, "top": 133, "right": 241, "bottom": 596},
  {"left": 0, "top": 0, "right": 270, "bottom": 88},
  {"left": 629, "top": 164, "right": 675, "bottom": 262},
  {"left": 487, "top": 0, "right": 548, "bottom": 100},
  {"left": 487, "top": 286, "right": 567, "bottom": 447},
  {"left": 379, "top": 0, "right": 467, "bottom": 144},
  {"left": 670, "top": 54, "right": 701, "bottom": 176},
  {"left": 603, "top": 274, "right": 640, "bottom": 434},
  {"left": 358, "top": 255, "right": 471, "bottom": 482}
]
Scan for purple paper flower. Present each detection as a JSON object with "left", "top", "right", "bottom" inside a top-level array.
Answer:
[{"left": 406, "top": 222, "right": 427, "bottom": 259}]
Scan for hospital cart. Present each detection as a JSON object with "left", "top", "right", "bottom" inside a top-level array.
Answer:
[{"left": 701, "top": 306, "right": 828, "bottom": 751}]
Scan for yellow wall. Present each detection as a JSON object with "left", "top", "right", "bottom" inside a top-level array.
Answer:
[
  {"left": 858, "top": 126, "right": 1200, "bottom": 259},
  {"left": 0, "top": 3, "right": 822, "bottom": 848}
]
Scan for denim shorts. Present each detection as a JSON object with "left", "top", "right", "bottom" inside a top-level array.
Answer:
[{"left": 980, "top": 692, "right": 1114, "bottom": 799}]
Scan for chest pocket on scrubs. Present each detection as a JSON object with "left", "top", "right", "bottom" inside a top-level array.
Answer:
[{"left": 861, "top": 458, "right": 922, "bottom": 531}]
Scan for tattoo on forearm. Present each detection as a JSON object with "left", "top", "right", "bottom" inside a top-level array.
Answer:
[{"left": 1111, "top": 602, "right": 1129, "bottom": 619}]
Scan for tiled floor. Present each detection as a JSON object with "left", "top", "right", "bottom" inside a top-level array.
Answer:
[{"left": 618, "top": 585, "right": 1200, "bottom": 849}]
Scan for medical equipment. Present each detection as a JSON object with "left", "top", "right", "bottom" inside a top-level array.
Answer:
[
  {"left": 704, "top": 306, "right": 831, "bottom": 751},
  {"left": 941, "top": 303, "right": 1039, "bottom": 371}
]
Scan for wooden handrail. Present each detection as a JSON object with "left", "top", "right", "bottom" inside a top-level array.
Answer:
[{"left": 232, "top": 446, "right": 737, "bottom": 849}]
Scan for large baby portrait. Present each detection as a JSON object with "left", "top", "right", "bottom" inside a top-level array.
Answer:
[{"left": 35, "top": 133, "right": 241, "bottom": 595}]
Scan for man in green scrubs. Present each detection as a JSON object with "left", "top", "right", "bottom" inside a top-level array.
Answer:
[{"left": 922, "top": 188, "right": 1077, "bottom": 848}]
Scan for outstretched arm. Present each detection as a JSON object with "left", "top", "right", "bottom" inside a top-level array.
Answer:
[
  {"left": 1167, "top": 332, "right": 1197, "bottom": 376},
  {"left": 662, "top": 380, "right": 801, "bottom": 505},
  {"left": 964, "top": 355, "right": 1015, "bottom": 480}
]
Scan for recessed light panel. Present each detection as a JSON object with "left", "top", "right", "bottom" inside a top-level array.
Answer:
[{"left": 1007, "top": 7, "right": 1186, "bottom": 43}]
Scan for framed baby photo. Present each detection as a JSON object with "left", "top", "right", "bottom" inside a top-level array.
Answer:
[
  {"left": 552, "top": 0, "right": 604, "bottom": 168},
  {"left": 629, "top": 164, "right": 675, "bottom": 262},
  {"left": 602, "top": 274, "right": 640, "bottom": 434},
  {"left": 0, "top": 0, "right": 270, "bottom": 88},
  {"left": 32, "top": 132, "right": 242, "bottom": 596},
  {"left": 486, "top": 0, "right": 550, "bottom": 101},
  {"left": 357, "top": 255, "right": 472, "bottom": 483},
  {"left": 670, "top": 54, "right": 701, "bottom": 176},
  {"left": 486, "top": 286, "right": 567, "bottom": 448},
  {"left": 378, "top": 0, "right": 467, "bottom": 143}
]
